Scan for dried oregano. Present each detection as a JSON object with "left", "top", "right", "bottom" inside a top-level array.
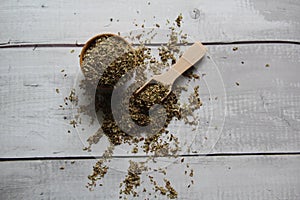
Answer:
[{"left": 63, "top": 14, "right": 203, "bottom": 199}]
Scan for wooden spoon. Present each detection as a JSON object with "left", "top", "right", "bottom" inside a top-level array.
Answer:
[{"left": 135, "top": 41, "right": 207, "bottom": 101}]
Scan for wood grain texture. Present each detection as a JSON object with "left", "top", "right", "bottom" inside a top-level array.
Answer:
[
  {"left": 0, "top": 0, "right": 300, "bottom": 44},
  {"left": 0, "top": 44, "right": 299, "bottom": 158},
  {"left": 0, "top": 155, "right": 299, "bottom": 200},
  {"left": 0, "top": 1, "right": 299, "bottom": 199}
]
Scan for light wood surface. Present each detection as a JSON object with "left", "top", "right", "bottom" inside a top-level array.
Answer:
[
  {"left": 1, "top": 155, "right": 299, "bottom": 200},
  {"left": 0, "top": 0, "right": 299, "bottom": 199},
  {"left": 0, "top": 0, "right": 300, "bottom": 44},
  {"left": 0, "top": 44, "right": 299, "bottom": 158}
]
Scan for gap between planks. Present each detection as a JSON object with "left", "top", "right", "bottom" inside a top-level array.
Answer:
[
  {"left": 0, "top": 40, "right": 300, "bottom": 49},
  {"left": 1, "top": 152, "right": 300, "bottom": 162}
]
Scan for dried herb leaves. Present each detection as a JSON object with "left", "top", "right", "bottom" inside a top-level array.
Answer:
[{"left": 67, "top": 14, "right": 202, "bottom": 200}]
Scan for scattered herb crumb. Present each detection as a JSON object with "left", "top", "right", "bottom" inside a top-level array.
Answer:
[
  {"left": 232, "top": 47, "right": 238, "bottom": 51},
  {"left": 70, "top": 120, "right": 77, "bottom": 128},
  {"left": 175, "top": 13, "right": 183, "bottom": 27},
  {"left": 189, "top": 169, "right": 194, "bottom": 177}
]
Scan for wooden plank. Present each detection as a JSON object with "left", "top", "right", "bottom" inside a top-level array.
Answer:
[
  {"left": 0, "top": 155, "right": 299, "bottom": 199},
  {"left": 200, "top": 44, "right": 300, "bottom": 154},
  {"left": 0, "top": 0, "right": 300, "bottom": 44},
  {"left": 0, "top": 44, "right": 299, "bottom": 158}
]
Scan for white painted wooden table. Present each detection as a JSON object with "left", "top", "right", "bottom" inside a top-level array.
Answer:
[{"left": 0, "top": 0, "right": 299, "bottom": 199}]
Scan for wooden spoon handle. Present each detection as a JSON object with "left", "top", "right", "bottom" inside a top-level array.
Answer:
[
  {"left": 154, "top": 42, "right": 206, "bottom": 85},
  {"left": 172, "top": 41, "right": 207, "bottom": 75}
]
